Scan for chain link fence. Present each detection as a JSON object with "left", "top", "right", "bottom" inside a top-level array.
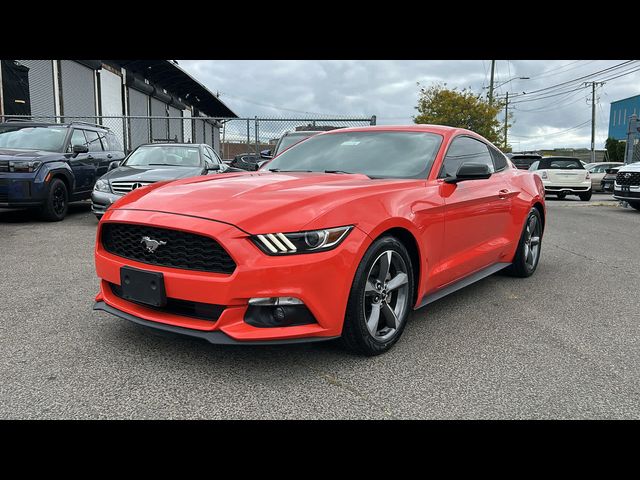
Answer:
[{"left": 0, "top": 115, "right": 377, "bottom": 158}]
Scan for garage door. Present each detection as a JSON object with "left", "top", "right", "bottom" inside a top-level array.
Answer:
[
  {"left": 60, "top": 60, "right": 96, "bottom": 121},
  {"left": 168, "top": 105, "right": 182, "bottom": 142},
  {"left": 128, "top": 88, "right": 150, "bottom": 149},
  {"left": 99, "top": 68, "right": 125, "bottom": 149},
  {"left": 17, "top": 60, "right": 55, "bottom": 118},
  {"left": 150, "top": 97, "right": 168, "bottom": 141}
]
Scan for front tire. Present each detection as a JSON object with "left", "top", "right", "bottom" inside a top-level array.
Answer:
[
  {"left": 579, "top": 190, "right": 592, "bottom": 201},
  {"left": 341, "top": 236, "right": 414, "bottom": 356},
  {"left": 505, "top": 207, "right": 543, "bottom": 278},
  {"left": 39, "top": 178, "right": 68, "bottom": 221},
  {"left": 629, "top": 202, "right": 640, "bottom": 211}
]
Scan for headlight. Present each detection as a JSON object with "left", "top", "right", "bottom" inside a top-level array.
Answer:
[
  {"left": 9, "top": 161, "right": 41, "bottom": 173},
  {"left": 251, "top": 226, "right": 353, "bottom": 255},
  {"left": 94, "top": 179, "right": 111, "bottom": 193}
]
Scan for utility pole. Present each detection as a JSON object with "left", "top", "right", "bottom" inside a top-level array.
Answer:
[
  {"left": 488, "top": 60, "right": 496, "bottom": 106},
  {"left": 585, "top": 81, "right": 605, "bottom": 162},
  {"left": 504, "top": 91, "right": 509, "bottom": 149}
]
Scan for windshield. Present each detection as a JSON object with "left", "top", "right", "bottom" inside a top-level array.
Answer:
[
  {"left": 274, "top": 133, "right": 316, "bottom": 155},
  {"left": 511, "top": 156, "right": 541, "bottom": 168},
  {"left": 540, "top": 159, "right": 584, "bottom": 170},
  {"left": 0, "top": 125, "right": 68, "bottom": 152},
  {"left": 264, "top": 131, "right": 443, "bottom": 179},
  {"left": 123, "top": 146, "right": 201, "bottom": 167}
]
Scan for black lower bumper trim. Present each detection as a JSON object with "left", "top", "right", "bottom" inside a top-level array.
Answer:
[{"left": 93, "top": 301, "right": 338, "bottom": 345}]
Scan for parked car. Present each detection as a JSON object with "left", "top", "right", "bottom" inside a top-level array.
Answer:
[
  {"left": 585, "top": 162, "right": 624, "bottom": 191},
  {"left": 509, "top": 153, "right": 542, "bottom": 170},
  {"left": 0, "top": 120, "right": 125, "bottom": 220},
  {"left": 601, "top": 165, "right": 623, "bottom": 192},
  {"left": 227, "top": 153, "right": 264, "bottom": 172},
  {"left": 269, "top": 130, "right": 320, "bottom": 158},
  {"left": 529, "top": 156, "right": 592, "bottom": 200},
  {"left": 91, "top": 143, "right": 237, "bottom": 219},
  {"left": 613, "top": 162, "right": 640, "bottom": 211},
  {"left": 93, "top": 125, "right": 545, "bottom": 356}
]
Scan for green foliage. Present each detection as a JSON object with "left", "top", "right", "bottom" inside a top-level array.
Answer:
[
  {"left": 414, "top": 83, "right": 507, "bottom": 145},
  {"left": 605, "top": 137, "right": 626, "bottom": 162}
]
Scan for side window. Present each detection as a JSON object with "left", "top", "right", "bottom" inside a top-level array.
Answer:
[
  {"left": 208, "top": 147, "right": 222, "bottom": 164},
  {"left": 529, "top": 160, "right": 540, "bottom": 171},
  {"left": 440, "top": 136, "right": 495, "bottom": 178},
  {"left": 84, "top": 130, "right": 104, "bottom": 152},
  {"left": 96, "top": 130, "right": 108, "bottom": 150},
  {"left": 489, "top": 146, "right": 508, "bottom": 172},
  {"left": 69, "top": 129, "right": 88, "bottom": 152},
  {"left": 202, "top": 147, "right": 214, "bottom": 168}
]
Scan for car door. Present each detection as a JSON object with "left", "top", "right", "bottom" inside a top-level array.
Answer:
[
  {"left": 67, "top": 128, "right": 95, "bottom": 194},
  {"left": 437, "top": 136, "right": 514, "bottom": 286},
  {"left": 83, "top": 129, "right": 108, "bottom": 183}
]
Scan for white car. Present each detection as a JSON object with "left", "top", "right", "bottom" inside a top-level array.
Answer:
[
  {"left": 613, "top": 162, "right": 640, "bottom": 211},
  {"left": 585, "top": 162, "right": 624, "bottom": 191},
  {"left": 529, "top": 156, "right": 592, "bottom": 200}
]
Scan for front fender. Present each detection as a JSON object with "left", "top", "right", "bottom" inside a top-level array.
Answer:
[{"left": 39, "top": 161, "right": 75, "bottom": 191}]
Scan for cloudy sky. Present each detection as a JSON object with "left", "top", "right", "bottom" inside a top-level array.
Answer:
[{"left": 179, "top": 60, "right": 640, "bottom": 151}]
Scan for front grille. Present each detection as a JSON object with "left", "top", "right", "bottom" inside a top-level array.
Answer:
[
  {"left": 616, "top": 171, "right": 640, "bottom": 186},
  {"left": 0, "top": 161, "right": 8, "bottom": 172},
  {"left": 111, "top": 181, "right": 155, "bottom": 195},
  {"left": 101, "top": 223, "right": 236, "bottom": 274},
  {"left": 109, "top": 283, "right": 225, "bottom": 321}
]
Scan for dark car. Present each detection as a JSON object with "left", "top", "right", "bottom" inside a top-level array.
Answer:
[
  {"left": 0, "top": 120, "right": 125, "bottom": 220},
  {"left": 601, "top": 165, "right": 622, "bottom": 192},
  {"left": 509, "top": 153, "right": 543, "bottom": 170},
  {"left": 91, "top": 143, "right": 238, "bottom": 219}
]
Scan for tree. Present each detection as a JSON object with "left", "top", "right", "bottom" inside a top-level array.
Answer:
[
  {"left": 605, "top": 137, "right": 626, "bottom": 162},
  {"left": 414, "top": 83, "right": 507, "bottom": 146}
]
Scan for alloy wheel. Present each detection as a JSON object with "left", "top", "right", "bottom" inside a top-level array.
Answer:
[
  {"left": 363, "top": 250, "right": 410, "bottom": 342},
  {"left": 52, "top": 184, "right": 66, "bottom": 215},
  {"left": 523, "top": 214, "right": 541, "bottom": 270}
]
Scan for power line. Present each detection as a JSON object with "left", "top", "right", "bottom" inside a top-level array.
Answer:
[
  {"left": 510, "top": 120, "right": 591, "bottom": 139},
  {"left": 525, "top": 60, "right": 597, "bottom": 81}
]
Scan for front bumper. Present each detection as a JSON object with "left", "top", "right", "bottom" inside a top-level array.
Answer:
[
  {"left": 94, "top": 208, "right": 370, "bottom": 342},
  {"left": 613, "top": 184, "right": 640, "bottom": 201},
  {"left": 91, "top": 190, "right": 121, "bottom": 215},
  {"left": 0, "top": 174, "right": 47, "bottom": 207}
]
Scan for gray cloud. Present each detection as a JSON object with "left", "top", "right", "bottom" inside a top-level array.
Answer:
[{"left": 179, "top": 60, "right": 640, "bottom": 150}]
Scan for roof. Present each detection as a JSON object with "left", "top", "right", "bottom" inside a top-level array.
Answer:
[
  {"left": 321, "top": 124, "right": 467, "bottom": 135},
  {"left": 0, "top": 120, "right": 109, "bottom": 131},
  {"left": 610, "top": 94, "right": 640, "bottom": 105},
  {"left": 108, "top": 60, "right": 237, "bottom": 118}
]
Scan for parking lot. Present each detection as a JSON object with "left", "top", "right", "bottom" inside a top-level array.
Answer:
[{"left": 1, "top": 193, "right": 639, "bottom": 419}]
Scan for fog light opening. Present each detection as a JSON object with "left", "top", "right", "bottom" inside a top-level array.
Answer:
[{"left": 245, "top": 299, "right": 317, "bottom": 328}]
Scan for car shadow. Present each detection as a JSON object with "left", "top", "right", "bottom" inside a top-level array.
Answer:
[{"left": 0, "top": 201, "right": 92, "bottom": 224}]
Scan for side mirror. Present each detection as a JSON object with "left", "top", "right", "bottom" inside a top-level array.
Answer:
[
  {"left": 445, "top": 162, "right": 492, "bottom": 183},
  {"left": 108, "top": 160, "right": 121, "bottom": 171},
  {"left": 207, "top": 163, "right": 221, "bottom": 171},
  {"left": 260, "top": 149, "right": 273, "bottom": 159},
  {"left": 72, "top": 144, "right": 89, "bottom": 156}
]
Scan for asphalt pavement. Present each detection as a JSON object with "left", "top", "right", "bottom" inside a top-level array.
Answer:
[{"left": 1, "top": 193, "right": 639, "bottom": 419}]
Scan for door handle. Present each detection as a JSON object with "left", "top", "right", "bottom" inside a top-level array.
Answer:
[
  {"left": 107, "top": 154, "right": 113, "bottom": 159},
  {"left": 87, "top": 155, "right": 94, "bottom": 160},
  {"left": 498, "top": 189, "right": 511, "bottom": 199}
]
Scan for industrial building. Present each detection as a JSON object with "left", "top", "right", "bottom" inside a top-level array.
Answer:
[
  {"left": 0, "top": 60, "right": 237, "bottom": 152},
  {"left": 608, "top": 94, "right": 640, "bottom": 140}
]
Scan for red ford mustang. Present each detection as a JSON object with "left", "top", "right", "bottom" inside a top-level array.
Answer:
[{"left": 94, "top": 125, "right": 545, "bottom": 355}]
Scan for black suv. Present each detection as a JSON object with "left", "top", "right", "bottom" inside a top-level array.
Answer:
[{"left": 0, "top": 120, "right": 125, "bottom": 220}]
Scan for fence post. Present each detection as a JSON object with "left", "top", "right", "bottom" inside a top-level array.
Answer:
[
  {"left": 370, "top": 115, "right": 377, "bottom": 126},
  {"left": 255, "top": 116, "right": 259, "bottom": 157},
  {"left": 246, "top": 118, "right": 251, "bottom": 155}
]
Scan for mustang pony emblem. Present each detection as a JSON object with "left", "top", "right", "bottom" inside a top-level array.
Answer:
[{"left": 141, "top": 236, "right": 167, "bottom": 253}]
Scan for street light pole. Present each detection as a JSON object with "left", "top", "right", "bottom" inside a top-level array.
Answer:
[{"left": 488, "top": 60, "right": 496, "bottom": 106}]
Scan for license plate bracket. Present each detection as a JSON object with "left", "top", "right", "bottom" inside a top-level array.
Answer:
[
  {"left": 621, "top": 185, "right": 631, "bottom": 195},
  {"left": 119, "top": 266, "right": 167, "bottom": 307}
]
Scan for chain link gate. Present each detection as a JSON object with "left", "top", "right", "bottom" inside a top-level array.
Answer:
[{"left": 0, "top": 115, "right": 377, "bottom": 158}]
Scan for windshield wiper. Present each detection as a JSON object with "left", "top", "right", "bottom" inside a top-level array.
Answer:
[
  {"left": 325, "top": 169, "right": 371, "bottom": 178},
  {"left": 268, "top": 168, "right": 312, "bottom": 172},
  {"left": 148, "top": 163, "right": 188, "bottom": 167}
]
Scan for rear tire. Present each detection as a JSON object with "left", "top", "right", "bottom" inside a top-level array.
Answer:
[
  {"left": 505, "top": 208, "right": 543, "bottom": 278},
  {"left": 341, "top": 236, "right": 414, "bottom": 356},
  {"left": 579, "top": 190, "right": 592, "bottom": 201},
  {"left": 39, "top": 178, "right": 68, "bottom": 221},
  {"left": 95, "top": 214, "right": 103, "bottom": 221}
]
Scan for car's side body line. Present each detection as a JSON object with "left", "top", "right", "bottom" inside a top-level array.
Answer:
[{"left": 416, "top": 262, "right": 511, "bottom": 309}]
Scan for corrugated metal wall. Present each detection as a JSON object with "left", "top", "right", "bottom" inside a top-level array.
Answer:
[
  {"left": 213, "top": 125, "right": 221, "bottom": 153},
  {"left": 168, "top": 105, "right": 182, "bottom": 142},
  {"left": 204, "top": 121, "right": 213, "bottom": 147},
  {"left": 59, "top": 60, "right": 96, "bottom": 120},
  {"left": 150, "top": 97, "right": 168, "bottom": 141},
  {"left": 194, "top": 117, "right": 205, "bottom": 144},
  {"left": 17, "top": 60, "right": 55, "bottom": 117},
  {"left": 183, "top": 109, "right": 193, "bottom": 143},
  {"left": 128, "top": 88, "right": 150, "bottom": 149}
]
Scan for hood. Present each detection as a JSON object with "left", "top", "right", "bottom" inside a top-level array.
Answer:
[
  {"left": 619, "top": 162, "right": 640, "bottom": 173},
  {"left": 103, "top": 165, "right": 203, "bottom": 183},
  {"left": 112, "top": 171, "right": 419, "bottom": 233},
  {"left": 0, "top": 149, "right": 62, "bottom": 161}
]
